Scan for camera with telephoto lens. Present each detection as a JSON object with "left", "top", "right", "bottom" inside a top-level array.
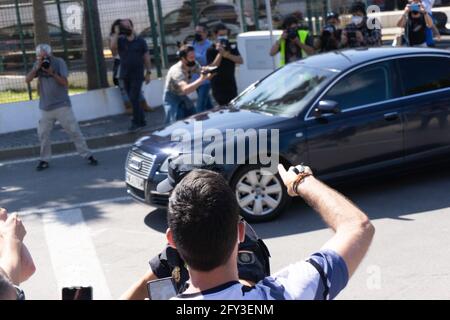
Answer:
[{"left": 41, "top": 57, "right": 50, "bottom": 70}]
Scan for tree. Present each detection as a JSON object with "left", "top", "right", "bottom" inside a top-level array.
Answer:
[
  {"left": 83, "top": 0, "right": 108, "bottom": 89},
  {"left": 32, "top": 0, "right": 50, "bottom": 46}
]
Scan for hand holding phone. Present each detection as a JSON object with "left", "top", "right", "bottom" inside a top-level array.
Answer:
[{"left": 147, "top": 277, "right": 177, "bottom": 300}]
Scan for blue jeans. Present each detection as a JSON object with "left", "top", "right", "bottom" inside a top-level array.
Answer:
[
  {"left": 163, "top": 91, "right": 195, "bottom": 125},
  {"left": 426, "top": 13, "right": 435, "bottom": 47},
  {"left": 122, "top": 78, "right": 145, "bottom": 126},
  {"left": 196, "top": 83, "right": 213, "bottom": 113}
]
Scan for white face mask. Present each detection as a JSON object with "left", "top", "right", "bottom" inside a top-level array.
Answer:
[
  {"left": 352, "top": 16, "right": 364, "bottom": 25},
  {"left": 217, "top": 35, "right": 228, "bottom": 41}
]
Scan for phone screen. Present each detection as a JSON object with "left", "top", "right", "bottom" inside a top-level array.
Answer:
[
  {"left": 62, "top": 287, "right": 93, "bottom": 300},
  {"left": 147, "top": 277, "right": 177, "bottom": 300}
]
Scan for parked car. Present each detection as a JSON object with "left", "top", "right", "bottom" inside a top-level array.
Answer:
[
  {"left": 139, "top": 2, "right": 265, "bottom": 60},
  {"left": 0, "top": 23, "right": 83, "bottom": 70},
  {"left": 125, "top": 47, "right": 450, "bottom": 222}
]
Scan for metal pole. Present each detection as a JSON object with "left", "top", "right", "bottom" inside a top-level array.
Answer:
[
  {"left": 252, "top": 0, "right": 260, "bottom": 30},
  {"left": 56, "top": 0, "right": 69, "bottom": 65},
  {"left": 86, "top": 0, "right": 101, "bottom": 88},
  {"left": 265, "top": 0, "right": 276, "bottom": 71},
  {"left": 155, "top": 0, "right": 168, "bottom": 69},
  {"left": 306, "top": 0, "right": 313, "bottom": 32},
  {"left": 14, "top": 0, "right": 32, "bottom": 100},
  {"left": 238, "top": 0, "right": 247, "bottom": 33},
  {"left": 146, "top": 0, "right": 162, "bottom": 77},
  {"left": 191, "top": 0, "right": 198, "bottom": 27}
]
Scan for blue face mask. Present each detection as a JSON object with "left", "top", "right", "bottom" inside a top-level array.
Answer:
[{"left": 352, "top": 16, "right": 364, "bottom": 25}]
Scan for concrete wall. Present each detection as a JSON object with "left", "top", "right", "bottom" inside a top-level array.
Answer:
[{"left": 0, "top": 79, "right": 165, "bottom": 135}]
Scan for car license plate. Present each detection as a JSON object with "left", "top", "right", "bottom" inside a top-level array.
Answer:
[{"left": 126, "top": 172, "right": 145, "bottom": 191}]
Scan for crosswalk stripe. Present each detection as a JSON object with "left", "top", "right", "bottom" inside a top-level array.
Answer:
[{"left": 42, "top": 208, "right": 112, "bottom": 300}]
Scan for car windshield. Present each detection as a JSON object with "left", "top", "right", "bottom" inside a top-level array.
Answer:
[{"left": 232, "top": 63, "right": 337, "bottom": 117}]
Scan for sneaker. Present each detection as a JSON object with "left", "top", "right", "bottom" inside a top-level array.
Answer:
[
  {"left": 36, "top": 161, "right": 49, "bottom": 171},
  {"left": 88, "top": 156, "right": 98, "bottom": 166}
]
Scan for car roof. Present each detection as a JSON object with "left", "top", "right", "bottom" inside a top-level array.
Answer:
[{"left": 297, "top": 47, "right": 450, "bottom": 72}]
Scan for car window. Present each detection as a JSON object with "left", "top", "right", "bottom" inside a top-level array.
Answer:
[
  {"left": 398, "top": 56, "right": 450, "bottom": 96},
  {"left": 322, "top": 62, "right": 393, "bottom": 112},
  {"left": 233, "top": 63, "right": 336, "bottom": 117},
  {"left": 48, "top": 24, "right": 62, "bottom": 35},
  {"left": 164, "top": 9, "right": 192, "bottom": 31},
  {"left": 200, "top": 5, "right": 237, "bottom": 23}
]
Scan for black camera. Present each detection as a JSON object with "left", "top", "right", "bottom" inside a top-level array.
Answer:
[
  {"left": 287, "top": 28, "right": 298, "bottom": 40},
  {"left": 219, "top": 38, "right": 230, "bottom": 50},
  {"left": 41, "top": 57, "right": 50, "bottom": 70}
]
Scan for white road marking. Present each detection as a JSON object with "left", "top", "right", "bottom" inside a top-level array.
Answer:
[
  {"left": 17, "top": 196, "right": 132, "bottom": 217},
  {"left": 0, "top": 143, "right": 132, "bottom": 166},
  {"left": 42, "top": 208, "right": 112, "bottom": 300}
]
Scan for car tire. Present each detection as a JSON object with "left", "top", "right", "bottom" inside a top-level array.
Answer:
[{"left": 230, "top": 165, "right": 290, "bottom": 222}]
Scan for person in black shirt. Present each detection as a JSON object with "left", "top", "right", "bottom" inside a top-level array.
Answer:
[
  {"left": 206, "top": 23, "right": 243, "bottom": 106},
  {"left": 397, "top": 1, "right": 434, "bottom": 47},
  {"left": 110, "top": 19, "right": 152, "bottom": 132}
]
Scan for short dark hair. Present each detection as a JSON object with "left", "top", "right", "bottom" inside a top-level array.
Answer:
[
  {"left": 167, "top": 169, "right": 240, "bottom": 272},
  {"left": 350, "top": 1, "right": 367, "bottom": 15},
  {"left": 282, "top": 15, "right": 299, "bottom": 30},
  {"left": 196, "top": 23, "right": 208, "bottom": 32},
  {"left": 214, "top": 23, "right": 229, "bottom": 34},
  {"left": 177, "top": 44, "right": 195, "bottom": 59}
]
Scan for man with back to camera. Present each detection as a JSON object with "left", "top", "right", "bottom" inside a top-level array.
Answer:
[
  {"left": 341, "top": 1, "right": 382, "bottom": 48},
  {"left": 158, "top": 163, "right": 374, "bottom": 300},
  {"left": 206, "top": 23, "right": 243, "bottom": 106},
  {"left": 25, "top": 44, "right": 98, "bottom": 171},
  {"left": 270, "top": 14, "right": 315, "bottom": 67}
]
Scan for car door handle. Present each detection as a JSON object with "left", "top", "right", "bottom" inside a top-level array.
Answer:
[{"left": 384, "top": 112, "right": 399, "bottom": 121}]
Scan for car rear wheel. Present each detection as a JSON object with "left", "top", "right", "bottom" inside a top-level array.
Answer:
[{"left": 230, "top": 165, "right": 289, "bottom": 222}]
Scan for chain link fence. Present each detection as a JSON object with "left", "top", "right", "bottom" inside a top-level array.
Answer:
[{"left": 1, "top": 0, "right": 449, "bottom": 104}]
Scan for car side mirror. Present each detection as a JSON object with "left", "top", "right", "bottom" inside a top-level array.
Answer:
[{"left": 313, "top": 100, "right": 340, "bottom": 117}]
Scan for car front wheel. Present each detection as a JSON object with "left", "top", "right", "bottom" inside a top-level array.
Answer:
[{"left": 230, "top": 165, "right": 290, "bottom": 222}]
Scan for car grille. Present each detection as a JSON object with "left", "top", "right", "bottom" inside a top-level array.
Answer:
[{"left": 126, "top": 149, "right": 155, "bottom": 179}]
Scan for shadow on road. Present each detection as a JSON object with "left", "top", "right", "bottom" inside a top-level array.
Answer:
[{"left": 143, "top": 162, "right": 450, "bottom": 240}]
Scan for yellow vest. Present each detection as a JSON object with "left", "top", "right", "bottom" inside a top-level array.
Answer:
[{"left": 279, "top": 29, "right": 309, "bottom": 67}]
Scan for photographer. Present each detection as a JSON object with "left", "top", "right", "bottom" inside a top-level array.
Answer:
[
  {"left": 120, "top": 155, "right": 270, "bottom": 300},
  {"left": 25, "top": 44, "right": 98, "bottom": 171},
  {"left": 110, "top": 19, "right": 152, "bottom": 132},
  {"left": 341, "top": 1, "right": 382, "bottom": 48},
  {"left": 137, "top": 162, "right": 374, "bottom": 300},
  {"left": 206, "top": 23, "right": 243, "bottom": 106},
  {"left": 270, "top": 15, "right": 314, "bottom": 67},
  {"left": 318, "top": 12, "right": 342, "bottom": 53},
  {"left": 163, "top": 45, "right": 213, "bottom": 124},
  {"left": 397, "top": 1, "right": 434, "bottom": 47}
]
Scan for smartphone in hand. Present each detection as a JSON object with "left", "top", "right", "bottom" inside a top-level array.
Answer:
[{"left": 147, "top": 277, "right": 177, "bottom": 300}]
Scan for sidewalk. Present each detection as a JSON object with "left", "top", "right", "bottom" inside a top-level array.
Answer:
[{"left": 0, "top": 106, "right": 166, "bottom": 162}]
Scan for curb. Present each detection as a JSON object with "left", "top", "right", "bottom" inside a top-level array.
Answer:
[{"left": 0, "top": 124, "right": 165, "bottom": 162}]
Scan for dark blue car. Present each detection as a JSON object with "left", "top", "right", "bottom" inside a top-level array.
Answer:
[{"left": 125, "top": 47, "right": 450, "bottom": 222}]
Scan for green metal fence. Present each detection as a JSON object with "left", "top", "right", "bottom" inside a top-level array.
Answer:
[{"left": 0, "top": 0, "right": 428, "bottom": 104}]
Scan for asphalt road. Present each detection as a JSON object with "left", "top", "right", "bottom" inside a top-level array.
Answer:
[{"left": 0, "top": 147, "right": 449, "bottom": 300}]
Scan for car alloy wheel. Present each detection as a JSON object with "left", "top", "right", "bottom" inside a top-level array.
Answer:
[{"left": 232, "top": 166, "right": 289, "bottom": 222}]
